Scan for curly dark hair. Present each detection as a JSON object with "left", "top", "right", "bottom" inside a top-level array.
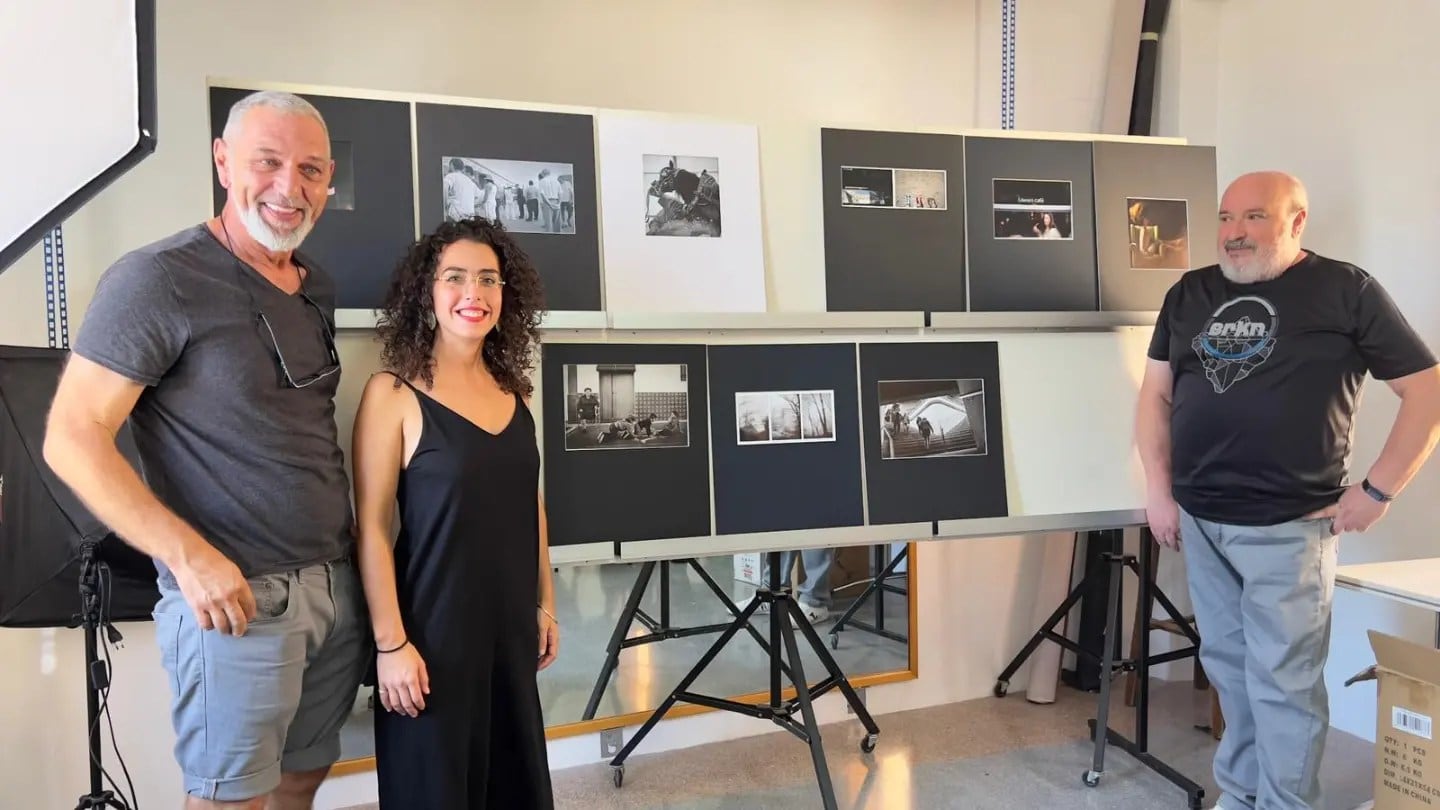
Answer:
[{"left": 375, "top": 217, "right": 546, "bottom": 397}]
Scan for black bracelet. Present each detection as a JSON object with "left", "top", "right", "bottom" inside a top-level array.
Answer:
[
  {"left": 1362, "top": 478, "right": 1395, "bottom": 503},
  {"left": 376, "top": 638, "right": 409, "bottom": 654}
]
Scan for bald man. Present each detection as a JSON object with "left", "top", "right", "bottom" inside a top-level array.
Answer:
[{"left": 1136, "top": 171, "right": 1440, "bottom": 809}]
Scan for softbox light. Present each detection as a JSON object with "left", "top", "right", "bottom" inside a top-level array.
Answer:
[
  {"left": 0, "top": 345, "right": 159, "bottom": 628},
  {"left": 0, "top": 0, "right": 157, "bottom": 274}
]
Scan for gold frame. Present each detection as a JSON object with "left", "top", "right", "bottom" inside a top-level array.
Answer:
[{"left": 329, "top": 540, "right": 920, "bottom": 776}]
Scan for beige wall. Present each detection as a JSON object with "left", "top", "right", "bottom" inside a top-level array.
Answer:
[
  {"left": 1206, "top": 0, "right": 1440, "bottom": 742},
  {"left": 0, "top": 2, "right": 1138, "bottom": 807}
]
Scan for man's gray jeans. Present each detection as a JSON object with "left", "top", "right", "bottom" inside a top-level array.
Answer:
[{"left": 1180, "top": 507, "right": 1338, "bottom": 810}]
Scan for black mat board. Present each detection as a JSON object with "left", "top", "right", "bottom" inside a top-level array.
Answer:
[
  {"left": 541, "top": 343, "right": 710, "bottom": 546},
  {"left": 1092, "top": 141, "right": 1218, "bottom": 311},
  {"left": 416, "top": 103, "right": 601, "bottom": 311},
  {"left": 707, "top": 343, "right": 864, "bottom": 535},
  {"left": 963, "top": 136, "right": 1098, "bottom": 312},
  {"left": 859, "top": 341, "right": 1008, "bottom": 524},
  {"left": 208, "top": 87, "right": 416, "bottom": 310},
  {"left": 821, "top": 128, "right": 967, "bottom": 313}
]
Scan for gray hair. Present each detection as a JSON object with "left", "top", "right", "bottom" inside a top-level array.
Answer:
[{"left": 222, "top": 90, "right": 329, "bottom": 142}]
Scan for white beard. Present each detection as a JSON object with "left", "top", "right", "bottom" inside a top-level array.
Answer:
[
  {"left": 1218, "top": 239, "right": 1287, "bottom": 284},
  {"left": 239, "top": 201, "right": 313, "bottom": 252}
]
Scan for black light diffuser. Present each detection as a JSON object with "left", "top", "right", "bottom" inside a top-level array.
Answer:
[{"left": 0, "top": 346, "right": 158, "bottom": 628}]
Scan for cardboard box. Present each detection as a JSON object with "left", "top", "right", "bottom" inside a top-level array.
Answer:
[{"left": 1345, "top": 630, "right": 1440, "bottom": 809}]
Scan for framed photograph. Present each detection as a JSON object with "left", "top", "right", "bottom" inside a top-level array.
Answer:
[
  {"left": 735, "top": 389, "right": 836, "bottom": 445},
  {"left": 207, "top": 87, "right": 416, "bottom": 312},
  {"left": 414, "top": 102, "right": 601, "bottom": 311},
  {"left": 840, "top": 166, "right": 946, "bottom": 210},
  {"left": 1126, "top": 196, "right": 1190, "bottom": 270},
  {"left": 877, "top": 378, "right": 987, "bottom": 460},
  {"left": 329, "top": 140, "right": 355, "bottom": 211},
  {"left": 840, "top": 166, "right": 894, "bottom": 207},
  {"left": 992, "top": 178, "right": 1074, "bottom": 240},
  {"left": 643, "top": 154, "right": 721, "bottom": 237},
  {"left": 441, "top": 156, "right": 576, "bottom": 235},
  {"left": 562, "top": 363, "right": 690, "bottom": 451},
  {"left": 596, "top": 113, "right": 766, "bottom": 312}
]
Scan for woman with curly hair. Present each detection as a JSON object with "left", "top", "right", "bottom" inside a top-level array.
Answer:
[{"left": 350, "top": 217, "right": 556, "bottom": 808}]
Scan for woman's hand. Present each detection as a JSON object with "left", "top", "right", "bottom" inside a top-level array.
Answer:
[
  {"left": 376, "top": 642, "right": 430, "bottom": 718},
  {"left": 538, "top": 607, "right": 559, "bottom": 671}
]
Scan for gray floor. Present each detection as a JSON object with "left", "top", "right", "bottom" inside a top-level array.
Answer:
[
  {"left": 337, "top": 551, "right": 911, "bottom": 760},
  {"left": 341, "top": 680, "right": 1376, "bottom": 809},
  {"left": 546, "top": 681, "right": 1376, "bottom": 810}
]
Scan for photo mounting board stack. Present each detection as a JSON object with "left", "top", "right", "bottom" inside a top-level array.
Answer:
[
  {"left": 1091, "top": 141, "right": 1217, "bottom": 311},
  {"left": 963, "top": 136, "right": 1099, "bottom": 312},
  {"left": 595, "top": 112, "right": 766, "bottom": 312},
  {"left": 416, "top": 102, "right": 602, "bottom": 311},
  {"left": 859, "top": 341, "right": 1008, "bottom": 524},
  {"left": 207, "top": 85, "right": 417, "bottom": 312},
  {"left": 540, "top": 343, "right": 711, "bottom": 547},
  {"left": 821, "top": 128, "right": 967, "bottom": 313},
  {"left": 707, "top": 343, "right": 864, "bottom": 535}
]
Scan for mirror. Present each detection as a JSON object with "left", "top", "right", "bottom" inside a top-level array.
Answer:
[{"left": 330, "top": 540, "right": 917, "bottom": 772}]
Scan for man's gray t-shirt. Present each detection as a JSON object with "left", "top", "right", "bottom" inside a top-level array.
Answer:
[{"left": 72, "top": 224, "right": 354, "bottom": 581}]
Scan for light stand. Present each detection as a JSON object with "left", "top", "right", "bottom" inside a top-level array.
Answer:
[
  {"left": 608, "top": 551, "right": 879, "bottom": 810},
  {"left": 71, "top": 539, "right": 132, "bottom": 810}
]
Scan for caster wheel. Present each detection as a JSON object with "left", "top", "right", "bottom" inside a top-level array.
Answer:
[
  {"left": 993, "top": 680, "right": 1009, "bottom": 698},
  {"left": 1083, "top": 770, "right": 1100, "bottom": 788},
  {"left": 830, "top": 634, "right": 839, "bottom": 650},
  {"left": 613, "top": 765, "right": 625, "bottom": 788},
  {"left": 859, "top": 733, "right": 878, "bottom": 753}
]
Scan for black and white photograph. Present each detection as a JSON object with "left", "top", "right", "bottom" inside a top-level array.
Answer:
[
  {"left": 442, "top": 156, "right": 576, "bottom": 234},
  {"left": 563, "top": 363, "right": 690, "bottom": 450},
  {"left": 329, "top": 140, "right": 355, "bottom": 211},
  {"left": 840, "top": 166, "right": 894, "bottom": 207},
  {"left": 735, "top": 390, "right": 836, "bottom": 445},
  {"left": 992, "top": 178, "right": 1074, "bottom": 239},
  {"left": 877, "top": 378, "right": 987, "bottom": 460},
  {"left": 644, "top": 154, "right": 722, "bottom": 237},
  {"left": 894, "top": 169, "right": 947, "bottom": 210},
  {"left": 1127, "top": 196, "right": 1190, "bottom": 270}
]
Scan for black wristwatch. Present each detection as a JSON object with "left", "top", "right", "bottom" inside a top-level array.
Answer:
[{"left": 1361, "top": 478, "right": 1395, "bottom": 503}]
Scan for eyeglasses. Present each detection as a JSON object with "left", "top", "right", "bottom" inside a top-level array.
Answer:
[
  {"left": 436, "top": 269, "right": 505, "bottom": 290},
  {"left": 257, "top": 292, "right": 341, "bottom": 389},
  {"left": 218, "top": 217, "right": 340, "bottom": 389}
]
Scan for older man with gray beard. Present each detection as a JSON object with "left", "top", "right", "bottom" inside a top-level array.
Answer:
[
  {"left": 44, "top": 90, "right": 367, "bottom": 810},
  {"left": 1134, "top": 170, "right": 1440, "bottom": 809}
]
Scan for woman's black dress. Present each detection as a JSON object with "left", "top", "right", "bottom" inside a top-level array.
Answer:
[{"left": 374, "top": 375, "right": 553, "bottom": 808}]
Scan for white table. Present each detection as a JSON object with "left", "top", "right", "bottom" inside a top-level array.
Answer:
[{"left": 1335, "top": 556, "right": 1440, "bottom": 646}]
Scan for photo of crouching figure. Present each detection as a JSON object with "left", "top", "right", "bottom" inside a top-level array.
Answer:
[{"left": 644, "top": 154, "right": 722, "bottom": 237}]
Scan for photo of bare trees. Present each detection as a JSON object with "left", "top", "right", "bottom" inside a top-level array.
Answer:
[{"left": 736, "top": 389, "right": 835, "bottom": 445}]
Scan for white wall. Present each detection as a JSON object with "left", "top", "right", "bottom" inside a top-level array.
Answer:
[
  {"left": 1197, "top": 0, "right": 1440, "bottom": 743},
  {"left": 0, "top": 2, "right": 1131, "bottom": 808}
]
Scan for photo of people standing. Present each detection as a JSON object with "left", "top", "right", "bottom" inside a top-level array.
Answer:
[{"left": 442, "top": 156, "right": 575, "bottom": 235}]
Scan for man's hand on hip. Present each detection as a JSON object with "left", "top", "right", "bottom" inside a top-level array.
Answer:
[
  {"left": 171, "top": 543, "right": 257, "bottom": 636},
  {"left": 1146, "top": 489, "right": 1182, "bottom": 550},
  {"left": 1327, "top": 483, "right": 1389, "bottom": 535}
]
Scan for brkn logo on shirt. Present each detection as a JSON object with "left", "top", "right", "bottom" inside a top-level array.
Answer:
[{"left": 1190, "top": 295, "right": 1279, "bottom": 393}]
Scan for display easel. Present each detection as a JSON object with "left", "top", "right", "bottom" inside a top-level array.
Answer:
[
  {"left": 828, "top": 543, "right": 909, "bottom": 649},
  {"left": 993, "top": 528, "right": 1206, "bottom": 809},
  {"left": 609, "top": 551, "right": 879, "bottom": 810},
  {"left": 583, "top": 557, "right": 791, "bottom": 721}
]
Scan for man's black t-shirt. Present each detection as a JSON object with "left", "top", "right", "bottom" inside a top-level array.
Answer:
[{"left": 1148, "top": 250, "right": 1435, "bottom": 526}]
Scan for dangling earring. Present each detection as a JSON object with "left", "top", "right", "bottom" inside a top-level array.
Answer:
[{"left": 424, "top": 310, "right": 436, "bottom": 330}]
